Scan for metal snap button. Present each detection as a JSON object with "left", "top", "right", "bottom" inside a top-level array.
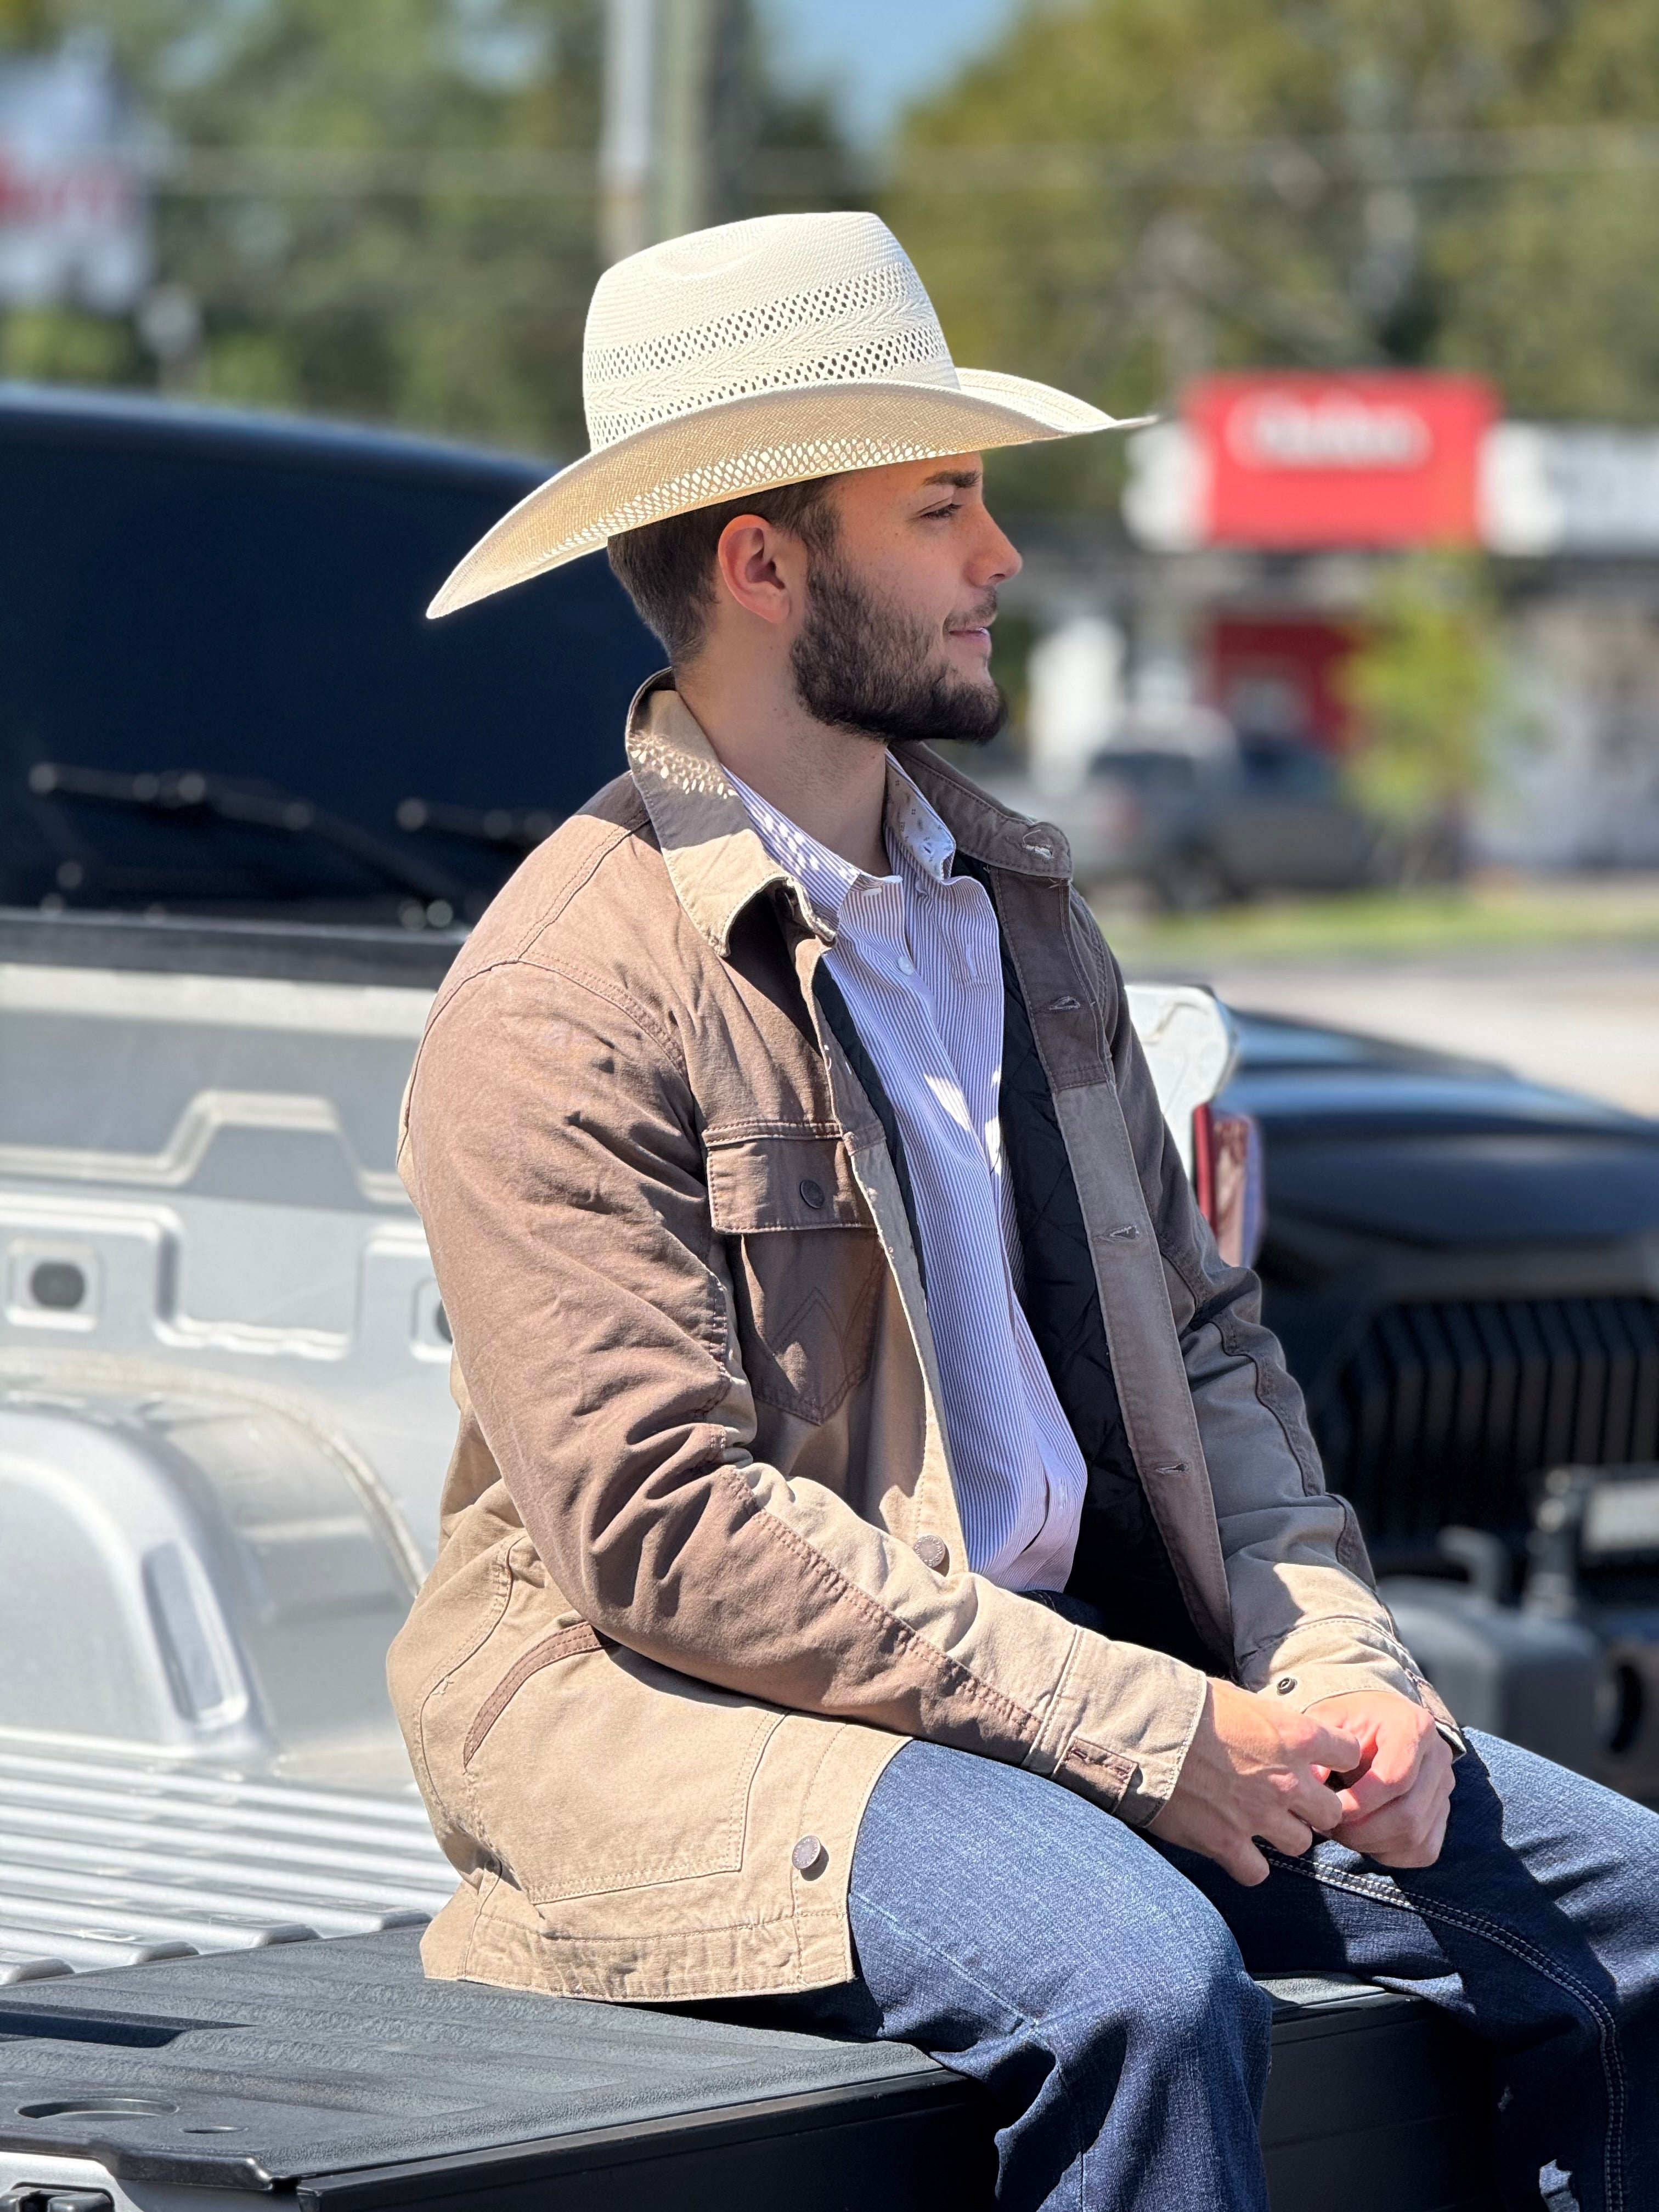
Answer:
[
  {"left": 791, "top": 1834, "right": 826, "bottom": 1875},
  {"left": 913, "top": 1533, "right": 949, "bottom": 1573},
  {"left": 799, "top": 1177, "right": 826, "bottom": 1209},
  {"left": 1276, "top": 1676, "right": 1297, "bottom": 1695}
]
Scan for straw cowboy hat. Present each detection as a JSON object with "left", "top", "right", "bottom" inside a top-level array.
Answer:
[{"left": 427, "top": 210, "right": 1150, "bottom": 618}]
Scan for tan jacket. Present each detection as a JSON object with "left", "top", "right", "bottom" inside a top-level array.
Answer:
[{"left": 389, "top": 678, "right": 1446, "bottom": 2005}]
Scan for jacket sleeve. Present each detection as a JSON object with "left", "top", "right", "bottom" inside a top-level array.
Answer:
[
  {"left": 1087, "top": 909, "right": 1459, "bottom": 1734},
  {"left": 402, "top": 952, "right": 1210, "bottom": 1828}
]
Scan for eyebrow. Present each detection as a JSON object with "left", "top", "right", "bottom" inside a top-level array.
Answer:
[{"left": 919, "top": 468, "right": 981, "bottom": 490}]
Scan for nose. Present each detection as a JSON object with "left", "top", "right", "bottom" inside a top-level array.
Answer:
[{"left": 970, "top": 506, "right": 1022, "bottom": 589}]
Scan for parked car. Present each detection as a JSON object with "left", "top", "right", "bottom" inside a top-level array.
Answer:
[
  {"left": 1223, "top": 1010, "right": 1659, "bottom": 1572},
  {"left": 979, "top": 709, "right": 1377, "bottom": 909},
  {"left": 0, "top": 907, "right": 1492, "bottom": 2212},
  {"left": 1223, "top": 1008, "right": 1659, "bottom": 1796}
]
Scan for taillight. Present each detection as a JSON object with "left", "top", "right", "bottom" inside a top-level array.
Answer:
[{"left": 1192, "top": 1101, "right": 1265, "bottom": 1269}]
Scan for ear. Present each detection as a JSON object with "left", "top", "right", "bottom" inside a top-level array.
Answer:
[{"left": 714, "top": 514, "right": 806, "bottom": 629}]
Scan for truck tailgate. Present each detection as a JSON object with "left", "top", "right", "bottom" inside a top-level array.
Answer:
[{"left": 0, "top": 1926, "right": 1496, "bottom": 2212}]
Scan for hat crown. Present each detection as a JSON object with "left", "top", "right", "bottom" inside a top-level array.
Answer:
[{"left": 583, "top": 211, "right": 960, "bottom": 451}]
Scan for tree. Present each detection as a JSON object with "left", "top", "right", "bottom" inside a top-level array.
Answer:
[
  {"left": 881, "top": 0, "right": 1659, "bottom": 510},
  {"left": 3, "top": 0, "right": 836, "bottom": 451},
  {"left": 1340, "top": 553, "right": 1503, "bottom": 876}
]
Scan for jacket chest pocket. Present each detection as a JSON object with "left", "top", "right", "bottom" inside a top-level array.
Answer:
[{"left": 706, "top": 1127, "right": 887, "bottom": 1426}]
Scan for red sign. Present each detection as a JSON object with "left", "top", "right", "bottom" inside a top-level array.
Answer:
[{"left": 1185, "top": 371, "right": 1498, "bottom": 549}]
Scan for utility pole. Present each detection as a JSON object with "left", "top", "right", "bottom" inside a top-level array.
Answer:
[
  {"left": 656, "top": 0, "right": 714, "bottom": 246},
  {"left": 601, "top": 0, "right": 745, "bottom": 266},
  {"left": 599, "top": 0, "right": 656, "bottom": 266}
]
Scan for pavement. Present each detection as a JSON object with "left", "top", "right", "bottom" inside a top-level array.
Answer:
[{"left": 1197, "top": 945, "right": 1659, "bottom": 1119}]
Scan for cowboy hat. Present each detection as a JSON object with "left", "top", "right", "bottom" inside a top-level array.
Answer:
[{"left": 427, "top": 209, "right": 1150, "bottom": 619}]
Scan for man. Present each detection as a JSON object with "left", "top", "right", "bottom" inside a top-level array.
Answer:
[{"left": 391, "top": 212, "right": 1657, "bottom": 2211}]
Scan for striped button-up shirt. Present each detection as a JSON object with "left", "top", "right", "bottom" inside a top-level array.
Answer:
[{"left": 729, "top": 758, "right": 1087, "bottom": 1592}]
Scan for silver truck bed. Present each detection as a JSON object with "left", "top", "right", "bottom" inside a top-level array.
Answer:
[{"left": 0, "top": 1734, "right": 454, "bottom": 1985}]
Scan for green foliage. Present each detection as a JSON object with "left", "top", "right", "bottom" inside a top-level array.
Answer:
[
  {"left": 883, "top": 0, "right": 1659, "bottom": 508},
  {"left": 0, "top": 0, "right": 599, "bottom": 448},
  {"left": 0, "top": 302, "right": 142, "bottom": 380},
  {"left": 149, "top": 0, "right": 601, "bottom": 452},
  {"left": 4, "top": 1, "right": 835, "bottom": 449},
  {"left": 1340, "top": 554, "right": 1502, "bottom": 825},
  {"left": 1096, "top": 872, "right": 1659, "bottom": 968},
  {"left": 11, "top": 0, "right": 1659, "bottom": 475},
  {"left": 0, "top": 0, "right": 54, "bottom": 46}
]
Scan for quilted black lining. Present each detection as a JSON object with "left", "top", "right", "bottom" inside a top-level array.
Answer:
[
  {"left": 989, "top": 917, "right": 1218, "bottom": 1672},
  {"left": 812, "top": 963, "right": 924, "bottom": 1290}
]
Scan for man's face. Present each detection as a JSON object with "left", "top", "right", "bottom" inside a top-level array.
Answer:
[{"left": 790, "top": 453, "right": 1023, "bottom": 749}]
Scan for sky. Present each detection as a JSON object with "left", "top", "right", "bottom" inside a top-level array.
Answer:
[{"left": 759, "top": 0, "right": 1022, "bottom": 145}]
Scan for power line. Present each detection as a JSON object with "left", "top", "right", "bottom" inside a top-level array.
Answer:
[
  {"left": 874, "top": 121, "right": 1659, "bottom": 193},
  {"left": 141, "top": 120, "right": 1659, "bottom": 202}
]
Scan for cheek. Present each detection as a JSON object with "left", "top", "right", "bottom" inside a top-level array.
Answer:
[{"left": 862, "top": 536, "right": 962, "bottom": 623}]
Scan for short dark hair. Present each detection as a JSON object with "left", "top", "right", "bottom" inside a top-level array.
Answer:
[{"left": 607, "top": 476, "right": 841, "bottom": 663}]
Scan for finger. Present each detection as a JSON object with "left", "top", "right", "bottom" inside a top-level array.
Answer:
[
  {"left": 1341, "top": 1725, "right": 1452, "bottom": 1822},
  {"left": 1257, "top": 1811, "right": 1317, "bottom": 1858},
  {"left": 1296, "top": 1719, "right": 1365, "bottom": 1773},
  {"left": 1218, "top": 1836, "right": 1272, "bottom": 1887},
  {"left": 1419, "top": 1794, "right": 1452, "bottom": 1864},
  {"left": 1360, "top": 1805, "right": 1450, "bottom": 1869},
  {"left": 1335, "top": 1777, "right": 1423, "bottom": 1844},
  {"left": 1364, "top": 1712, "right": 1431, "bottom": 1793},
  {"left": 1286, "top": 1776, "right": 1349, "bottom": 1833},
  {"left": 1338, "top": 1764, "right": 1452, "bottom": 1860},
  {"left": 1336, "top": 1768, "right": 1409, "bottom": 1823}
]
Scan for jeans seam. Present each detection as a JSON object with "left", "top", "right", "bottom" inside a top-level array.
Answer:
[
  {"left": 851, "top": 1891, "right": 1038, "bottom": 2030},
  {"left": 1263, "top": 1848, "right": 1627, "bottom": 2212},
  {"left": 850, "top": 1892, "right": 1090, "bottom": 2207}
]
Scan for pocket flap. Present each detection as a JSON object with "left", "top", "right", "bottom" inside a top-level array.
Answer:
[{"left": 705, "top": 1128, "right": 871, "bottom": 1234}]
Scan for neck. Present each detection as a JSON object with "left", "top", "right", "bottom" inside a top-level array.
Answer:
[{"left": 675, "top": 653, "right": 891, "bottom": 878}]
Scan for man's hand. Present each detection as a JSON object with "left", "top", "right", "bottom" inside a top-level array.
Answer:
[
  {"left": 1148, "top": 1679, "right": 1362, "bottom": 1887},
  {"left": 1306, "top": 1689, "right": 1456, "bottom": 1868}
]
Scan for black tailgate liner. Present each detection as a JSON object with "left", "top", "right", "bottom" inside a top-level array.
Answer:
[{"left": 0, "top": 1926, "right": 1496, "bottom": 2210}]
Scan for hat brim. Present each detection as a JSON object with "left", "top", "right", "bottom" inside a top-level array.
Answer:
[{"left": 427, "top": 370, "right": 1153, "bottom": 618}]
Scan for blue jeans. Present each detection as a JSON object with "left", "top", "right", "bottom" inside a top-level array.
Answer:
[{"left": 750, "top": 1731, "right": 1659, "bottom": 2212}]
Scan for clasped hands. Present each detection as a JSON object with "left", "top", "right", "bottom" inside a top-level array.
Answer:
[{"left": 1148, "top": 1679, "right": 1457, "bottom": 1887}]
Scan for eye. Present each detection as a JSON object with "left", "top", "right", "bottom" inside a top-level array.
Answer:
[{"left": 920, "top": 500, "right": 961, "bottom": 521}]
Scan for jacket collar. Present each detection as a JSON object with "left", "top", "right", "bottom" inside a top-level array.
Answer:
[{"left": 625, "top": 670, "right": 1073, "bottom": 955}]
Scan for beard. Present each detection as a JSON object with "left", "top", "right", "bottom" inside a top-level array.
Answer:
[{"left": 789, "top": 548, "right": 1008, "bottom": 749}]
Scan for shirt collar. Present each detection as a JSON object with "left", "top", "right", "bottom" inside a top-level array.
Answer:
[
  {"left": 622, "top": 672, "right": 1070, "bottom": 955},
  {"left": 727, "top": 755, "right": 957, "bottom": 931}
]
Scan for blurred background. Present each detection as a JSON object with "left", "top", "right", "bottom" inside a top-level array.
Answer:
[{"left": 4, "top": 0, "right": 1659, "bottom": 1108}]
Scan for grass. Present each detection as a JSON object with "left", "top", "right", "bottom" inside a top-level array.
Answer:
[{"left": 1094, "top": 873, "right": 1659, "bottom": 972}]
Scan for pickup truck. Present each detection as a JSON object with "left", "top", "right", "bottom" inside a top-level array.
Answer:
[
  {"left": 3, "top": 382, "right": 1654, "bottom": 2210},
  {"left": 0, "top": 902, "right": 1496, "bottom": 2212}
]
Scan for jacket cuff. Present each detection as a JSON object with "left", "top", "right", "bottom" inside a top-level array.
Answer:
[
  {"left": 1245, "top": 1616, "right": 1466, "bottom": 1753},
  {"left": 1033, "top": 1630, "right": 1211, "bottom": 1828}
]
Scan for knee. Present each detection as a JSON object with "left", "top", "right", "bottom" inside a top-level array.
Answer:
[
  {"left": 1057, "top": 1891, "right": 1265, "bottom": 2058},
  {"left": 1145, "top": 1913, "right": 1267, "bottom": 2050}
]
